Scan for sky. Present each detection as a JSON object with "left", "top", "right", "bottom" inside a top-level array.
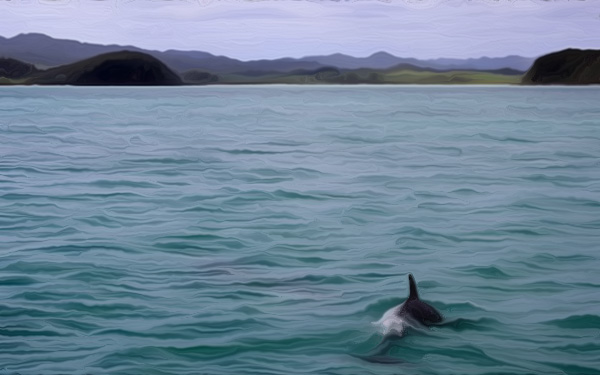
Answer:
[{"left": 0, "top": 0, "right": 598, "bottom": 60}]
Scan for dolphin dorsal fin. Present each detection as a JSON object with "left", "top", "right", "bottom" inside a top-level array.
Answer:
[{"left": 408, "top": 274, "right": 419, "bottom": 300}]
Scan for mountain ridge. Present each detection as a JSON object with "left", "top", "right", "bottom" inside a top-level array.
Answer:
[
  {"left": 0, "top": 33, "right": 533, "bottom": 74},
  {"left": 2, "top": 33, "right": 596, "bottom": 86}
]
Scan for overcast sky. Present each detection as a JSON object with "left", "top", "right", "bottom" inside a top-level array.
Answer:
[{"left": 1, "top": 0, "right": 598, "bottom": 60}]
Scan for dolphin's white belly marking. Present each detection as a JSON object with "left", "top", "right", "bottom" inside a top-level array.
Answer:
[{"left": 373, "top": 303, "right": 407, "bottom": 336}]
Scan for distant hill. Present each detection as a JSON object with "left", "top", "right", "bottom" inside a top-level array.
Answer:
[
  {"left": 27, "top": 51, "right": 182, "bottom": 85},
  {"left": 211, "top": 65, "right": 522, "bottom": 85},
  {"left": 0, "top": 57, "right": 39, "bottom": 79},
  {"left": 18, "top": 33, "right": 600, "bottom": 85},
  {"left": 0, "top": 51, "right": 523, "bottom": 86},
  {"left": 522, "top": 49, "right": 600, "bottom": 85},
  {"left": 0, "top": 33, "right": 324, "bottom": 74},
  {"left": 0, "top": 33, "right": 150, "bottom": 68},
  {"left": 0, "top": 33, "right": 533, "bottom": 74},
  {"left": 301, "top": 52, "right": 534, "bottom": 72}
]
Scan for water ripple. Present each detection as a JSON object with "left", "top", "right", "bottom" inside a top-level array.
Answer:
[{"left": 1, "top": 86, "right": 599, "bottom": 375}]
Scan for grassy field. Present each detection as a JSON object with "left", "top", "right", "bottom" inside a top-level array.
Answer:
[
  {"left": 1, "top": 68, "right": 523, "bottom": 85},
  {"left": 208, "top": 69, "right": 523, "bottom": 85}
]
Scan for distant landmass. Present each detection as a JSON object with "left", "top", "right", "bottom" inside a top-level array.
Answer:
[
  {"left": 25, "top": 51, "right": 182, "bottom": 86},
  {"left": 0, "top": 33, "right": 534, "bottom": 73},
  {"left": 522, "top": 49, "right": 600, "bottom": 85},
  {"left": 0, "top": 33, "right": 597, "bottom": 85},
  {"left": 0, "top": 57, "right": 39, "bottom": 79}
]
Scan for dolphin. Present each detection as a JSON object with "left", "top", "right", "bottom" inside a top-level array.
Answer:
[{"left": 374, "top": 274, "right": 442, "bottom": 335}]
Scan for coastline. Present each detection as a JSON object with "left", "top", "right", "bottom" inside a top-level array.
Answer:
[{"left": 1, "top": 83, "right": 599, "bottom": 89}]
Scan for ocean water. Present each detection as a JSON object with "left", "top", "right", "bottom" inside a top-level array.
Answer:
[{"left": 1, "top": 86, "right": 599, "bottom": 375}]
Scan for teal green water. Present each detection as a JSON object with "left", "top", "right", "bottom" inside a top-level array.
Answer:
[{"left": 1, "top": 86, "right": 599, "bottom": 374}]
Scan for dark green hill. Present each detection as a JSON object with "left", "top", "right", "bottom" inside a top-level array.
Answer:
[
  {"left": 522, "top": 49, "right": 600, "bottom": 85},
  {"left": 0, "top": 58, "right": 39, "bottom": 79},
  {"left": 28, "top": 51, "right": 182, "bottom": 85}
]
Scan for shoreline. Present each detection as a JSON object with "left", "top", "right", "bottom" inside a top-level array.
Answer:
[{"left": 1, "top": 83, "right": 598, "bottom": 89}]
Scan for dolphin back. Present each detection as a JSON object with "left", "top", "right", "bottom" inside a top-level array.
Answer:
[
  {"left": 401, "top": 299, "right": 443, "bottom": 325},
  {"left": 399, "top": 274, "right": 443, "bottom": 325}
]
